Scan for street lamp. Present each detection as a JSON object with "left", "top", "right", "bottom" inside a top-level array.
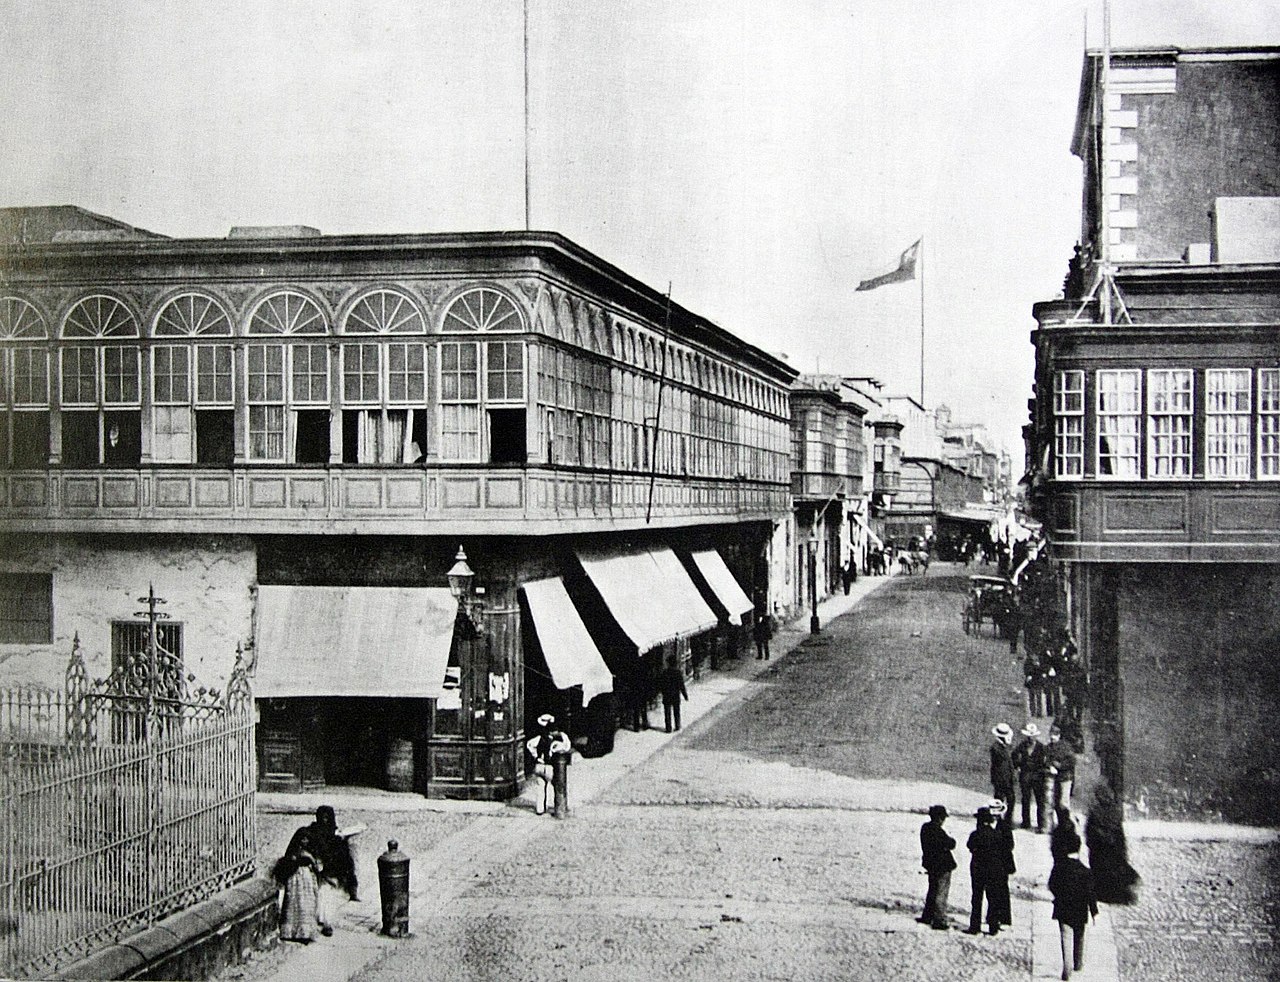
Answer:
[
  {"left": 809, "top": 533, "right": 820, "bottom": 635},
  {"left": 447, "top": 545, "right": 486, "bottom": 635}
]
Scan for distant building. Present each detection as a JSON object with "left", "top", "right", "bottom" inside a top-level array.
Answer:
[
  {"left": 1025, "top": 46, "right": 1280, "bottom": 823},
  {"left": 0, "top": 207, "right": 795, "bottom": 799}
]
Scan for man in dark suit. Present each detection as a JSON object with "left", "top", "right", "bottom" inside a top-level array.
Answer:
[
  {"left": 658, "top": 658, "right": 689, "bottom": 733},
  {"left": 917, "top": 804, "right": 956, "bottom": 930},
  {"left": 990, "top": 723, "right": 1016, "bottom": 820},
  {"left": 1012, "top": 722, "right": 1048, "bottom": 831},
  {"left": 1049, "top": 831, "right": 1098, "bottom": 980},
  {"left": 966, "top": 806, "right": 1004, "bottom": 935}
]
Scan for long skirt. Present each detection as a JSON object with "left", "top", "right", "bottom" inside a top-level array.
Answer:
[{"left": 280, "top": 866, "right": 320, "bottom": 941}]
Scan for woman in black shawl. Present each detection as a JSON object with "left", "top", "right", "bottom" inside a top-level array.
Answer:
[{"left": 273, "top": 805, "right": 358, "bottom": 940}]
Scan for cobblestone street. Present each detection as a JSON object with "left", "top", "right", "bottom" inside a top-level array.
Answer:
[{"left": 234, "top": 566, "right": 1279, "bottom": 982}]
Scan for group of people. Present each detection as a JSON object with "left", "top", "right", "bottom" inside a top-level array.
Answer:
[
  {"left": 918, "top": 718, "right": 1097, "bottom": 980},
  {"left": 1023, "top": 632, "right": 1086, "bottom": 726}
]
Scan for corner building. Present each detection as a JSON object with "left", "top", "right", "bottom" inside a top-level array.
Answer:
[
  {"left": 0, "top": 209, "right": 794, "bottom": 799},
  {"left": 1026, "top": 47, "right": 1280, "bottom": 823}
]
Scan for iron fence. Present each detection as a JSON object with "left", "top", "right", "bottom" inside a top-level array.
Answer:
[{"left": 0, "top": 617, "right": 256, "bottom": 980}]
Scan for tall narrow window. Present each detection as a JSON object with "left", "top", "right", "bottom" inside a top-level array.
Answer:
[
  {"left": 0, "top": 297, "right": 50, "bottom": 468},
  {"left": 59, "top": 295, "right": 140, "bottom": 467},
  {"left": 1260, "top": 368, "right": 1280, "bottom": 479},
  {"left": 1206, "top": 369, "right": 1251, "bottom": 480},
  {"left": 1146, "top": 369, "right": 1192, "bottom": 478},
  {"left": 153, "top": 294, "right": 235, "bottom": 465},
  {"left": 1053, "top": 370, "right": 1084, "bottom": 478},
  {"left": 246, "top": 291, "right": 328, "bottom": 462},
  {"left": 1096, "top": 369, "right": 1140, "bottom": 478},
  {"left": 440, "top": 341, "right": 480, "bottom": 460}
]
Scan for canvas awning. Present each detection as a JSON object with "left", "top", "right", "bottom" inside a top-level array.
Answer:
[
  {"left": 854, "top": 515, "right": 885, "bottom": 550},
  {"left": 521, "top": 577, "right": 614, "bottom": 702},
  {"left": 254, "top": 586, "right": 457, "bottom": 698},
  {"left": 576, "top": 547, "right": 718, "bottom": 652},
  {"left": 690, "top": 550, "right": 754, "bottom": 626}
]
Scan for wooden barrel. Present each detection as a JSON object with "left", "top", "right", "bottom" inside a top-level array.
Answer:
[{"left": 385, "top": 738, "right": 414, "bottom": 792}]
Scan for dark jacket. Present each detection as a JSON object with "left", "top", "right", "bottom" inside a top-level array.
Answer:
[
  {"left": 920, "top": 820, "right": 957, "bottom": 874},
  {"left": 1045, "top": 740, "right": 1077, "bottom": 781},
  {"left": 658, "top": 665, "right": 688, "bottom": 704},
  {"left": 1011, "top": 736, "right": 1045, "bottom": 782},
  {"left": 967, "top": 822, "right": 1004, "bottom": 882},
  {"left": 1049, "top": 856, "right": 1098, "bottom": 929},
  {"left": 990, "top": 740, "right": 1015, "bottom": 794}
]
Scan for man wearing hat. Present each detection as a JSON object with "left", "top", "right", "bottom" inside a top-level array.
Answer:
[
  {"left": 917, "top": 804, "right": 956, "bottom": 930},
  {"left": 525, "top": 713, "right": 559, "bottom": 815},
  {"left": 987, "top": 798, "right": 1016, "bottom": 930},
  {"left": 989, "top": 723, "right": 1016, "bottom": 821},
  {"left": 1044, "top": 724, "right": 1077, "bottom": 826},
  {"left": 965, "top": 805, "right": 1004, "bottom": 935},
  {"left": 1012, "top": 722, "right": 1048, "bottom": 832}
]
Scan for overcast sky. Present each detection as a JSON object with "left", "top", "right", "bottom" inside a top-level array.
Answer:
[{"left": 1, "top": 0, "right": 1275, "bottom": 454}]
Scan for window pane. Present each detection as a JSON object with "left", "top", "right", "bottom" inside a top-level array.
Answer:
[
  {"left": 342, "top": 343, "right": 380, "bottom": 403},
  {"left": 247, "top": 345, "right": 285, "bottom": 402},
  {"left": 292, "top": 343, "right": 330, "bottom": 404},
  {"left": 196, "top": 345, "right": 234, "bottom": 405},
  {"left": 486, "top": 341, "right": 525, "bottom": 402},
  {"left": 1146, "top": 369, "right": 1192, "bottom": 478},
  {"left": 0, "top": 573, "right": 52, "bottom": 644},
  {"left": 153, "top": 346, "right": 191, "bottom": 404},
  {"left": 1206, "top": 369, "right": 1251, "bottom": 479},
  {"left": 248, "top": 405, "right": 286, "bottom": 460},
  {"left": 440, "top": 404, "right": 480, "bottom": 460},
  {"left": 440, "top": 342, "right": 479, "bottom": 402},
  {"left": 387, "top": 343, "right": 425, "bottom": 403},
  {"left": 1097, "top": 370, "right": 1141, "bottom": 477},
  {"left": 11, "top": 348, "right": 48, "bottom": 405},
  {"left": 1260, "top": 369, "right": 1280, "bottom": 478},
  {"left": 102, "top": 346, "right": 140, "bottom": 404},
  {"left": 61, "top": 347, "right": 98, "bottom": 404}
]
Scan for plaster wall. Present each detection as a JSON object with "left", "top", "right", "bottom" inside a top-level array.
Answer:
[{"left": 0, "top": 533, "right": 255, "bottom": 691}]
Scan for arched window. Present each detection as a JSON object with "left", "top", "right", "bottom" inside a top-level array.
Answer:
[
  {"left": 439, "top": 289, "right": 527, "bottom": 463},
  {"left": 244, "top": 292, "right": 328, "bottom": 461},
  {"left": 340, "top": 290, "right": 429, "bottom": 465},
  {"left": 59, "top": 296, "right": 141, "bottom": 467},
  {"left": 151, "top": 294, "right": 235, "bottom": 464},
  {"left": 0, "top": 297, "right": 49, "bottom": 468}
]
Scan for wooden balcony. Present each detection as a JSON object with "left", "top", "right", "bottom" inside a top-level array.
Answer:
[
  {"left": 791, "top": 472, "right": 863, "bottom": 502},
  {"left": 1044, "top": 480, "right": 1280, "bottom": 562},
  {"left": 0, "top": 465, "right": 789, "bottom": 536}
]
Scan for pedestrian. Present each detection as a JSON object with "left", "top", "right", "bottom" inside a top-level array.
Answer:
[
  {"left": 525, "top": 713, "right": 558, "bottom": 815},
  {"left": 658, "top": 657, "right": 689, "bottom": 732},
  {"left": 965, "top": 806, "right": 1004, "bottom": 936},
  {"left": 1012, "top": 722, "right": 1048, "bottom": 832},
  {"left": 989, "top": 723, "right": 1016, "bottom": 820},
  {"left": 841, "top": 558, "right": 855, "bottom": 595},
  {"left": 1044, "top": 724, "right": 1077, "bottom": 823},
  {"left": 1084, "top": 784, "right": 1140, "bottom": 905},
  {"left": 1024, "top": 651, "right": 1046, "bottom": 717},
  {"left": 1048, "top": 829, "right": 1098, "bottom": 981},
  {"left": 753, "top": 608, "right": 771, "bottom": 660},
  {"left": 987, "top": 799, "right": 1016, "bottom": 930},
  {"left": 274, "top": 805, "right": 358, "bottom": 942},
  {"left": 917, "top": 804, "right": 956, "bottom": 930}
]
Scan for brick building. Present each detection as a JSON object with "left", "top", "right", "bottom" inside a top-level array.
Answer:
[{"left": 1026, "top": 46, "right": 1280, "bottom": 822}]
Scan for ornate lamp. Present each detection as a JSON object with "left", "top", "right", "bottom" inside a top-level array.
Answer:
[{"left": 447, "top": 545, "right": 486, "bottom": 634}]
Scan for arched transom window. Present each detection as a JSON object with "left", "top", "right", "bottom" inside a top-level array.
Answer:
[
  {"left": 59, "top": 296, "right": 141, "bottom": 467},
  {"left": 151, "top": 294, "right": 235, "bottom": 464},
  {"left": 345, "top": 289, "right": 426, "bottom": 335},
  {"left": 442, "top": 288, "right": 524, "bottom": 333},
  {"left": 248, "top": 291, "right": 326, "bottom": 335},
  {"left": 0, "top": 298, "right": 50, "bottom": 468},
  {"left": 439, "top": 288, "right": 526, "bottom": 462},
  {"left": 62, "top": 295, "right": 138, "bottom": 338}
]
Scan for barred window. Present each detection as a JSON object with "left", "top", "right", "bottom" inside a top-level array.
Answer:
[
  {"left": 1260, "top": 369, "right": 1280, "bottom": 479},
  {"left": 1096, "top": 370, "right": 1140, "bottom": 478},
  {"left": 1146, "top": 369, "right": 1192, "bottom": 478},
  {"left": 1206, "top": 369, "right": 1251, "bottom": 480},
  {"left": 1053, "top": 370, "right": 1084, "bottom": 478}
]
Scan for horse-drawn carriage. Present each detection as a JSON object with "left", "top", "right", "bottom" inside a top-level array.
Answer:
[
  {"left": 962, "top": 575, "right": 1017, "bottom": 636},
  {"left": 897, "top": 550, "right": 930, "bottom": 575}
]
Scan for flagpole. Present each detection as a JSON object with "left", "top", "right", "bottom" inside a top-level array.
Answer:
[
  {"left": 918, "top": 236, "right": 926, "bottom": 405},
  {"left": 523, "top": 0, "right": 532, "bottom": 231}
]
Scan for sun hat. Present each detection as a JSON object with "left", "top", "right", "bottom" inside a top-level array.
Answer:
[
  {"left": 986, "top": 798, "right": 1007, "bottom": 817},
  {"left": 992, "top": 723, "right": 1013, "bottom": 741},
  {"left": 1020, "top": 723, "right": 1040, "bottom": 737},
  {"left": 536, "top": 713, "right": 555, "bottom": 727}
]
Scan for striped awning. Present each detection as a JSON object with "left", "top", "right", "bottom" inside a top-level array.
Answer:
[
  {"left": 521, "top": 577, "right": 614, "bottom": 702},
  {"left": 254, "top": 586, "right": 457, "bottom": 698},
  {"left": 690, "top": 550, "right": 754, "bottom": 626},
  {"left": 576, "top": 547, "right": 718, "bottom": 653}
]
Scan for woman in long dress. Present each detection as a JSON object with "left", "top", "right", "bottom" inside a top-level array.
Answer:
[{"left": 273, "top": 826, "right": 322, "bottom": 942}]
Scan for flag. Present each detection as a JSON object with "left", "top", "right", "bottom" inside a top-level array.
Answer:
[{"left": 855, "top": 239, "right": 921, "bottom": 292}]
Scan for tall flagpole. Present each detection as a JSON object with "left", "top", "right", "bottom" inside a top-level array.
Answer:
[
  {"left": 918, "top": 237, "right": 926, "bottom": 405},
  {"left": 523, "top": 0, "right": 532, "bottom": 231}
]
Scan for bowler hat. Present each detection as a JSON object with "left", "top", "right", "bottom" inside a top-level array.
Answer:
[{"left": 928, "top": 804, "right": 948, "bottom": 819}]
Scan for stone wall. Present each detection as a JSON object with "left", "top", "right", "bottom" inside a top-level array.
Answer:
[
  {"left": 0, "top": 533, "right": 255, "bottom": 691},
  {"left": 1117, "top": 563, "right": 1280, "bottom": 824}
]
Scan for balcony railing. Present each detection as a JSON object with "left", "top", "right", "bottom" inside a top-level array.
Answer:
[{"left": 0, "top": 465, "right": 790, "bottom": 533}]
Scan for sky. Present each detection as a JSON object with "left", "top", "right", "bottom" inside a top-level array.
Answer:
[{"left": 0, "top": 0, "right": 1276, "bottom": 455}]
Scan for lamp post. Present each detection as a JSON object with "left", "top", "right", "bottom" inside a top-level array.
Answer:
[
  {"left": 808, "top": 533, "right": 820, "bottom": 635},
  {"left": 446, "top": 545, "right": 486, "bottom": 636}
]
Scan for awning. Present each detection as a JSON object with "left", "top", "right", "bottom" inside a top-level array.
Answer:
[
  {"left": 577, "top": 547, "right": 718, "bottom": 652},
  {"left": 854, "top": 515, "right": 885, "bottom": 550},
  {"left": 255, "top": 586, "right": 457, "bottom": 698},
  {"left": 690, "top": 550, "right": 754, "bottom": 626},
  {"left": 521, "top": 577, "right": 614, "bottom": 702}
]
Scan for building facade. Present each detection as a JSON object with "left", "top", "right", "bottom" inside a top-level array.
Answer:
[
  {"left": 0, "top": 208, "right": 795, "bottom": 799},
  {"left": 1026, "top": 47, "right": 1280, "bottom": 823}
]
